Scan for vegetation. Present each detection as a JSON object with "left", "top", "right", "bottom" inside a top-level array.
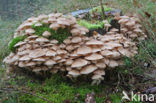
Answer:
[
  {"left": 32, "top": 24, "right": 72, "bottom": 43},
  {"left": 89, "top": 5, "right": 113, "bottom": 14},
  {"left": 8, "top": 36, "right": 27, "bottom": 52},
  {"left": 78, "top": 20, "right": 104, "bottom": 30}
]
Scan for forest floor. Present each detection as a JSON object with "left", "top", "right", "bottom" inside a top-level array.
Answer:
[{"left": 0, "top": 0, "right": 156, "bottom": 103}]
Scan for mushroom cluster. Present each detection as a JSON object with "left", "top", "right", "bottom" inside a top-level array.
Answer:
[
  {"left": 114, "top": 14, "right": 147, "bottom": 40},
  {"left": 4, "top": 13, "right": 146, "bottom": 84}
]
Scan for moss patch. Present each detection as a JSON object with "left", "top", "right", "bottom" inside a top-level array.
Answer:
[
  {"left": 32, "top": 24, "right": 72, "bottom": 43},
  {"left": 8, "top": 35, "right": 27, "bottom": 52},
  {"left": 78, "top": 20, "right": 104, "bottom": 30}
]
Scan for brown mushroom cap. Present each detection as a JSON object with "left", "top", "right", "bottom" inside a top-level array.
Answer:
[
  {"left": 96, "top": 62, "right": 106, "bottom": 69},
  {"left": 93, "top": 69, "right": 105, "bottom": 75},
  {"left": 44, "top": 60, "right": 56, "bottom": 66},
  {"left": 86, "top": 40, "right": 103, "bottom": 46},
  {"left": 92, "top": 75, "right": 104, "bottom": 80},
  {"left": 49, "top": 23, "right": 60, "bottom": 31},
  {"left": 71, "top": 59, "right": 88, "bottom": 68},
  {"left": 29, "top": 49, "right": 46, "bottom": 58},
  {"left": 14, "top": 41, "right": 26, "bottom": 47},
  {"left": 25, "top": 28, "right": 35, "bottom": 34},
  {"left": 42, "top": 31, "right": 51, "bottom": 38},
  {"left": 19, "top": 55, "right": 31, "bottom": 61},
  {"left": 68, "top": 70, "right": 80, "bottom": 76},
  {"left": 80, "top": 65, "right": 98, "bottom": 74},
  {"left": 33, "top": 57, "right": 46, "bottom": 62},
  {"left": 71, "top": 36, "right": 82, "bottom": 43},
  {"left": 85, "top": 53, "right": 103, "bottom": 60},
  {"left": 77, "top": 46, "right": 92, "bottom": 55},
  {"left": 36, "top": 37, "right": 49, "bottom": 42},
  {"left": 108, "top": 60, "right": 118, "bottom": 68}
]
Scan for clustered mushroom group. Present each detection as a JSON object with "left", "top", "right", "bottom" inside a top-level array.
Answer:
[{"left": 4, "top": 13, "right": 146, "bottom": 84}]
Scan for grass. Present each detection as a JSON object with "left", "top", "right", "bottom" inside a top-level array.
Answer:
[{"left": 0, "top": 0, "right": 156, "bottom": 103}]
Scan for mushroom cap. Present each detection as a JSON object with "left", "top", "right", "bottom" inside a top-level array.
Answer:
[
  {"left": 25, "top": 28, "right": 35, "bottom": 34},
  {"left": 92, "top": 75, "right": 104, "bottom": 80},
  {"left": 71, "top": 36, "right": 82, "bottom": 43},
  {"left": 27, "top": 35, "right": 38, "bottom": 39},
  {"left": 65, "top": 59, "right": 73, "bottom": 65},
  {"left": 118, "top": 19, "right": 129, "bottom": 24},
  {"left": 77, "top": 46, "right": 92, "bottom": 55},
  {"left": 57, "top": 49, "right": 67, "bottom": 55},
  {"left": 118, "top": 48, "right": 133, "bottom": 57},
  {"left": 14, "top": 41, "right": 26, "bottom": 47},
  {"left": 19, "top": 55, "right": 31, "bottom": 61},
  {"left": 42, "top": 31, "right": 51, "bottom": 37},
  {"left": 29, "top": 49, "right": 46, "bottom": 58},
  {"left": 34, "top": 23, "right": 42, "bottom": 27},
  {"left": 86, "top": 40, "right": 103, "bottom": 46},
  {"left": 71, "top": 29, "right": 81, "bottom": 35},
  {"left": 63, "top": 39, "right": 71, "bottom": 44},
  {"left": 101, "top": 50, "right": 120, "bottom": 58},
  {"left": 91, "top": 47, "right": 101, "bottom": 53},
  {"left": 25, "top": 61, "right": 36, "bottom": 67},
  {"left": 38, "top": 14, "right": 48, "bottom": 20},
  {"left": 53, "top": 56, "right": 62, "bottom": 61},
  {"left": 51, "top": 40, "right": 58, "bottom": 44},
  {"left": 104, "top": 23, "right": 111, "bottom": 27},
  {"left": 108, "top": 60, "right": 118, "bottom": 68},
  {"left": 93, "top": 69, "right": 105, "bottom": 76},
  {"left": 33, "top": 57, "right": 46, "bottom": 62},
  {"left": 18, "top": 62, "right": 26, "bottom": 67},
  {"left": 44, "top": 60, "right": 56, "bottom": 66},
  {"left": 96, "top": 62, "right": 106, "bottom": 69},
  {"left": 85, "top": 53, "right": 103, "bottom": 60},
  {"left": 68, "top": 70, "right": 80, "bottom": 76},
  {"left": 102, "top": 42, "right": 122, "bottom": 50},
  {"left": 71, "top": 59, "right": 88, "bottom": 68},
  {"left": 80, "top": 65, "right": 98, "bottom": 74},
  {"left": 49, "top": 23, "right": 60, "bottom": 31},
  {"left": 36, "top": 37, "right": 49, "bottom": 42}
]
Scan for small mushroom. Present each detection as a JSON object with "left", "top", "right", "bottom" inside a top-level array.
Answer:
[{"left": 42, "top": 31, "right": 51, "bottom": 38}]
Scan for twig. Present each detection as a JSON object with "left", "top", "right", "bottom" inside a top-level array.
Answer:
[{"left": 100, "top": 0, "right": 105, "bottom": 20}]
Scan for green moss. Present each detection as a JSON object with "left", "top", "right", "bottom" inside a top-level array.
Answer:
[
  {"left": 8, "top": 35, "right": 27, "bottom": 52},
  {"left": 78, "top": 20, "right": 104, "bottom": 30},
  {"left": 32, "top": 24, "right": 72, "bottom": 43},
  {"left": 124, "top": 57, "right": 133, "bottom": 68},
  {"left": 90, "top": 5, "right": 113, "bottom": 14},
  {"left": 15, "top": 74, "right": 109, "bottom": 103}
]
